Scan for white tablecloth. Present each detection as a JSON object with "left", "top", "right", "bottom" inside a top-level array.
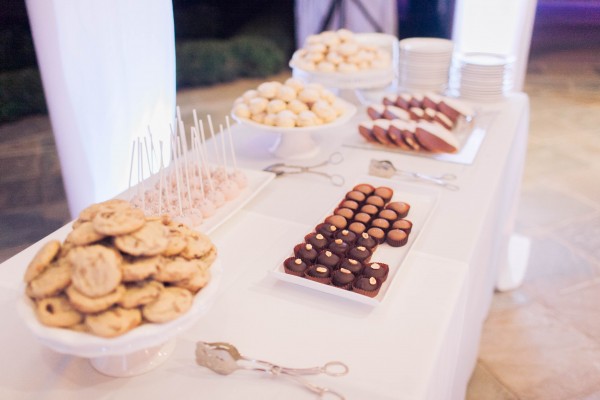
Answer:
[{"left": 0, "top": 93, "right": 529, "bottom": 400}]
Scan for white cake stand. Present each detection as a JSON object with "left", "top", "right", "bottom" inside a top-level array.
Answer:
[
  {"left": 232, "top": 100, "right": 357, "bottom": 160},
  {"left": 17, "top": 259, "right": 222, "bottom": 377},
  {"left": 290, "top": 33, "right": 399, "bottom": 93}
]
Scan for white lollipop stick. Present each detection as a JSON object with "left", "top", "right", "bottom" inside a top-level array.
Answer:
[
  {"left": 170, "top": 126, "right": 183, "bottom": 216},
  {"left": 128, "top": 140, "right": 136, "bottom": 189},
  {"left": 178, "top": 134, "right": 193, "bottom": 210},
  {"left": 158, "top": 140, "right": 164, "bottom": 214},
  {"left": 138, "top": 139, "right": 145, "bottom": 212},
  {"left": 225, "top": 116, "right": 238, "bottom": 172},
  {"left": 191, "top": 127, "right": 206, "bottom": 196},
  {"left": 207, "top": 114, "right": 222, "bottom": 167},
  {"left": 219, "top": 124, "right": 229, "bottom": 181},
  {"left": 199, "top": 119, "right": 215, "bottom": 192}
]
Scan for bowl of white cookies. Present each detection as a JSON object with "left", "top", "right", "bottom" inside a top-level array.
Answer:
[
  {"left": 289, "top": 29, "right": 398, "bottom": 90},
  {"left": 17, "top": 199, "right": 221, "bottom": 377},
  {"left": 231, "top": 78, "right": 357, "bottom": 159}
]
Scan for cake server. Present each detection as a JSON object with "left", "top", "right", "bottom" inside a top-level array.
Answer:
[
  {"left": 369, "top": 159, "right": 459, "bottom": 191},
  {"left": 263, "top": 152, "right": 345, "bottom": 186},
  {"left": 195, "top": 341, "right": 348, "bottom": 399}
]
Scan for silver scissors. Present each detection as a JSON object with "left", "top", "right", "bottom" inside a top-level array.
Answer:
[
  {"left": 263, "top": 152, "right": 345, "bottom": 186},
  {"left": 196, "top": 341, "right": 348, "bottom": 399}
]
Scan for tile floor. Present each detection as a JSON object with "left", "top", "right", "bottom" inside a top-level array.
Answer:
[{"left": 1, "top": 46, "right": 599, "bottom": 399}]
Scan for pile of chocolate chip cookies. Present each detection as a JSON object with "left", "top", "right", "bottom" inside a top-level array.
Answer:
[{"left": 23, "top": 199, "right": 217, "bottom": 338}]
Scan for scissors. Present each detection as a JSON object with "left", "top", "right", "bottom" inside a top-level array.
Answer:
[{"left": 263, "top": 152, "right": 345, "bottom": 186}]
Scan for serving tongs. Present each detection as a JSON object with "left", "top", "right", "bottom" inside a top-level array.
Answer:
[
  {"left": 195, "top": 341, "right": 349, "bottom": 399},
  {"left": 369, "top": 159, "right": 459, "bottom": 191},
  {"left": 263, "top": 152, "right": 345, "bottom": 187}
]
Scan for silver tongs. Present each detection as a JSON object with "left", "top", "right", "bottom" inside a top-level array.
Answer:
[
  {"left": 263, "top": 152, "right": 345, "bottom": 186},
  {"left": 196, "top": 341, "right": 348, "bottom": 399},
  {"left": 369, "top": 159, "right": 459, "bottom": 191}
]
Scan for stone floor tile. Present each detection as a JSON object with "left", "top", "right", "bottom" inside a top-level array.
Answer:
[
  {"left": 553, "top": 214, "right": 600, "bottom": 264},
  {"left": 549, "top": 166, "right": 600, "bottom": 207},
  {"left": 516, "top": 183, "right": 597, "bottom": 232},
  {"left": 479, "top": 302, "right": 600, "bottom": 400},
  {"left": 466, "top": 362, "right": 518, "bottom": 400}
]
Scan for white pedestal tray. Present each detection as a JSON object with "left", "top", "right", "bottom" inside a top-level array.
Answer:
[
  {"left": 17, "top": 260, "right": 222, "bottom": 377},
  {"left": 231, "top": 100, "right": 357, "bottom": 160}
]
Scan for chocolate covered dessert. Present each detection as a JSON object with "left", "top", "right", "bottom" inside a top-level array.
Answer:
[
  {"left": 331, "top": 268, "right": 355, "bottom": 289},
  {"left": 283, "top": 257, "right": 309, "bottom": 277},
  {"left": 305, "top": 265, "right": 332, "bottom": 284},
  {"left": 304, "top": 232, "right": 329, "bottom": 251}
]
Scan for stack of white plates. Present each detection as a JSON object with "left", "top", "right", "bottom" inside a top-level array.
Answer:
[
  {"left": 397, "top": 37, "right": 453, "bottom": 93},
  {"left": 450, "top": 52, "right": 514, "bottom": 102}
]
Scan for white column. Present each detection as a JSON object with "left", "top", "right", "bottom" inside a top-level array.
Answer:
[{"left": 26, "top": 0, "right": 176, "bottom": 217}]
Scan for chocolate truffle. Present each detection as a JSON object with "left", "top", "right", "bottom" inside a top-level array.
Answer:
[
  {"left": 378, "top": 209, "right": 398, "bottom": 222},
  {"left": 386, "top": 201, "right": 410, "bottom": 218},
  {"left": 347, "top": 245, "right": 372, "bottom": 263},
  {"left": 305, "top": 264, "right": 332, "bottom": 284},
  {"left": 360, "top": 204, "right": 379, "bottom": 216},
  {"left": 352, "top": 276, "right": 380, "bottom": 297},
  {"left": 331, "top": 268, "right": 355, "bottom": 289},
  {"left": 365, "top": 195, "right": 385, "bottom": 209},
  {"left": 293, "top": 243, "right": 318, "bottom": 263},
  {"left": 345, "top": 190, "right": 366, "bottom": 203},
  {"left": 386, "top": 229, "right": 408, "bottom": 247},
  {"left": 317, "top": 250, "right": 341, "bottom": 269},
  {"left": 304, "top": 232, "right": 329, "bottom": 251},
  {"left": 339, "top": 200, "right": 359, "bottom": 211},
  {"left": 353, "top": 212, "right": 371, "bottom": 225},
  {"left": 316, "top": 222, "right": 338, "bottom": 238},
  {"left": 370, "top": 218, "right": 390, "bottom": 232},
  {"left": 328, "top": 238, "right": 349, "bottom": 256},
  {"left": 352, "top": 183, "right": 375, "bottom": 196},
  {"left": 374, "top": 186, "right": 393, "bottom": 202},
  {"left": 391, "top": 219, "right": 413, "bottom": 234},
  {"left": 356, "top": 232, "right": 377, "bottom": 250},
  {"left": 325, "top": 214, "right": 348, "bottom": 230},
  {"left": 348, "top": 221, "right": 367, "bottom": 235},
  {"left": 362, "top": 262, "right": 389, "bottom": 281},
  {"left": 339, "top": 258, "right": 363, "bottom": 275},
  {"left": 333, "top": 207, "right": 354, "bottom": 221},
  {"left": 283, "top": 257, "right": 308, "bottom": 277},
  {"left": 366, "top": 227, "right": 386, "bottom": 244},
  {"left": 335, "top": 229, "right": 357, "bottom": 245}
]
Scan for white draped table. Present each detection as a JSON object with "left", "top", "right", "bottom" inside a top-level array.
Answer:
[{"left": 0, "top": 93, "right": 529, "bottom": 400}]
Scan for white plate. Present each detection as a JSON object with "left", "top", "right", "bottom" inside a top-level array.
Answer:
[
  {"left": 121, "top": 168, "right": 275, "bottom": 234},
  {"left": 202, "top": 169, "right": 275, "bottom": 233},
  {"left": 17, "top": 259, "right": 223, "bottom": 359},
  {"left": 399, "top": 37, "right": 453, "bottom": 54},
  {"left": 271, "top": 178, "right": 438, "bottom": 306}
]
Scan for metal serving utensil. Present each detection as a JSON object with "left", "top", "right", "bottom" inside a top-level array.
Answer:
[
  {"left": 263, "top": 152, "right": 345, "bottom": 186},
  {"left": 196, "top": 341, "right": 348, "bottom": 399},
  {"left": 369, "top": 159, "right": 459, "bottom": 191}
]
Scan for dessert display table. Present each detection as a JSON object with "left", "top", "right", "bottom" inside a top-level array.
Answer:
[{"left": 0, "top": 93, "right": 529, "bottom": 399}]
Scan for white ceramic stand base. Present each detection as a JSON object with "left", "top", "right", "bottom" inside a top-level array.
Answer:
[
  {"left": 269, "top": 132, "right": 320, "bottom": 160},
  {"left": 90, "top": 338, "right": 177, "bottom": 377}
]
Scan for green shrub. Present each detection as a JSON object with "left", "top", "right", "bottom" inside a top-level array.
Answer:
[
  {"left": 176, "top": 39, "right": 239, "bottom": 87},
  {"left": 0, "top": 68, "right": 46, "bottom": 123},
  {"left": 229, "top": 36, "right": 286, "bottom": 78}
]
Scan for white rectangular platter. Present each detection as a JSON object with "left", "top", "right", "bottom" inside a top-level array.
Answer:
[{"left": 271, "top": 176, "right": 438, "bottom": 306}]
